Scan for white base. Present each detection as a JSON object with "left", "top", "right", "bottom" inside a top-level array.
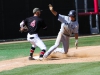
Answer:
[
  {"left": 33, "top": 56, "right": 39, "bottom": 60},
  {"left": 33, "top": 56, "right": 43, "bottom": 60}
]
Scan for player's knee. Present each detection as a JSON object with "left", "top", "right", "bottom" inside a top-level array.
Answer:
[
  {"left": 44, "top": 48, "right": 47, "bottom": 51},
  {"left": 42, "top": 46, "right": 47, "bottom": 51}
]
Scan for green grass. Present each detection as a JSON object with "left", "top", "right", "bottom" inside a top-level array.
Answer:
[
  {"left": 0, "top": 40, "right": 55, "bottom": 61},
  {"left": 70, "top": 36, "right": 100, "bottom": 47},
  {"left": 0, "top": 36, "right": 100, "bottom": 75},
  {"left": 0, "top": 36, "right": 100, "bottom": 61},
  {"left": 0, "top": 62, "right": 100, "bottom": 75}
]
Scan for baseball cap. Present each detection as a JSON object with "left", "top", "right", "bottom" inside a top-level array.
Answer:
[{"left": 33, "top": 8, "right": 42, "bottom": 13}]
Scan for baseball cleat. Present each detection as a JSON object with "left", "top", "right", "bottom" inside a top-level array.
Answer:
[
  {"left": 39, "top": 57, "right": 43, "bottom": 61},
  {"left": 38, "top": 54, "right": 44, "bottom": 61},
  {"left": 28, "top": 56, "right": 35, "bottom": 60}
]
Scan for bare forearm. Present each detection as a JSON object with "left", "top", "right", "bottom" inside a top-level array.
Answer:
[
  {"left": 49, "top": 4, "right": 58, "bottom": 16},
  {"left": 50, "top": 9, "right": 58, "bottom": 16}
]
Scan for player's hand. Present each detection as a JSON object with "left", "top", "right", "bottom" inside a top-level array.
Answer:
[
  {"left": 75, "top": 40, "right": 78, "bottom": 49},
  {"left": 19, "top": 28, "right": 24, "bottom": 33},
  {"left": 48, "top": 4, "right": 53, "bottom": 11},
  {"left": 19, "top": 26, "right": 28, "bottom": 33}
]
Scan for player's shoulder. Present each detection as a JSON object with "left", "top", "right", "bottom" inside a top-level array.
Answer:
[
  {"left": 74, "top": 21, "right": 79, "bottom": 26},
  {"left": 26, "top": 16, "right": 43, "bottom": 21},
  {"left": 75, "top": 21, "right": 79, "bottom": 24},
  {"left": 27, "top": 16, "right": 34, "bottom": 19},
  {"left": 59, "top": 14, "right": 68, "bottom": 17},
  {"left": 37, "top": 17, "right": 44, "bottom": 22},
  {"left": 25, "top": 16, "right": 33, "bottom": 20},
  {"left": 65, "top": 16, "right": 69, "bottom": 19},
  {"left": 34, "top": 16, "right": 43, "bottom": 21}
]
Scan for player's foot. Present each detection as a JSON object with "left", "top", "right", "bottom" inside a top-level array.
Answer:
[
  {"left": 39, "top": 55, "right": 43, "bottom": 61},
  {"left": 39, "top": 57, "right": 43, "bottom": 61},
  {"left": 28, "top": 56, "right": 35, "bottom": 60},
  {"left": 43, "top": 53, "right": 49, "bottom": 58}
]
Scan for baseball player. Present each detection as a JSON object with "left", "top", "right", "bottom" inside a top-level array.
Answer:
[
  {"left": 20, "top": 8, "right": 47, "bottom": 60},
  {"left": 43, "top": 4, "right": 79, "bottom": 58}
]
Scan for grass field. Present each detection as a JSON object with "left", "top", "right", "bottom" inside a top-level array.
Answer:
[
  {"left": 0, "top": 36, "right": 100, "bottom": 61},
  {"left": 0, "top": 61, "right": 100, "bottom": 75},
  {"left": 0, "top": 35, "right": 100, "bottom": 75}
]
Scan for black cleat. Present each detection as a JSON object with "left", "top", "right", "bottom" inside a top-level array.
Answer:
[
  {"left": 29, "top": 56, "right": 35, "bottom": 60},
  {"left": 39, "top": 55, "right": 43, "bottom": 58},
  {"left": 39, "top": 55, "right": 43, "bottom": 61}
]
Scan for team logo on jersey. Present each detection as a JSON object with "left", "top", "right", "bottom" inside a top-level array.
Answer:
[{"left": 30, "top": 20, "right": 36, "bottom": 27}]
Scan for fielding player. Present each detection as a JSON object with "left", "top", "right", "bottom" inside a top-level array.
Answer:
[{"left": 20, "top": 8, "right": 47, "bottom": 60}]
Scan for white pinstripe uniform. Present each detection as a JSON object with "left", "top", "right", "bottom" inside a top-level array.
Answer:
[{"left": 43, "top": 14, "right": 79, "bottom": 58}]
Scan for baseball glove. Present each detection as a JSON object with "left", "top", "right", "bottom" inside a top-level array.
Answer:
[{"left": 19, "top": 25, "right": 28, "bottom": 33}]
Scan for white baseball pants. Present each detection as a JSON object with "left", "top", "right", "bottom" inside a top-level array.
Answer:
[{"left": 27, "top": 33, "right": 47, "bottom": 50}]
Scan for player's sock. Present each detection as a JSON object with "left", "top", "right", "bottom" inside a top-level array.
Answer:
[
  {"left": 30, "top": 47, "right": 35, "bottom": 58},
  {"left": 39, "top": 50, "right": 46, "bottom": 58}
]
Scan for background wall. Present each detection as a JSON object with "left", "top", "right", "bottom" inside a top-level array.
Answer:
[
  {"left": 0, "top": 0, "right": 76, "bottom": 39},
  {"left": 0, "top": 0, "right": 97, "bottom": 39}
]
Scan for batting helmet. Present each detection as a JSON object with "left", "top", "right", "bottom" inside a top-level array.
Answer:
[{"left": 68, "top": 10, "right": 76, "bottom": 17}]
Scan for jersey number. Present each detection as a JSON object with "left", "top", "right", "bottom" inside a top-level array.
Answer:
[{"left": 30, "top": 20, "right": 36, "bottom": 27}]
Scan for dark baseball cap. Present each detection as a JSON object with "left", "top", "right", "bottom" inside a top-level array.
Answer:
[{"left": 33, "top": 8, "right": 42, "bottom": 13}]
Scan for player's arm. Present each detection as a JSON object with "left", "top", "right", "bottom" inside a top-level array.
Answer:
[
  {"left": 74, "top": 33, "right": 78, "bottom": 49},
  {"left": 49, "top": 4, "right": 57, "bottom": 16},
  {"left": 75, "top": 33, "right": 78, "bottom": 41},
  {"left": 20, "top": 20, "right": 25, "bottom": 31},
  {"left": 74, "top": 25, "right": 79, "bottom": 49},
  {"left": 20, "top": 19, "right": 28, "bottom": 32},
  {"left": 49, "top": 4, "right": 67, "bottom": 23}
]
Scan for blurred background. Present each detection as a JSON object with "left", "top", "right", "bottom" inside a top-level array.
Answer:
[{"left": 0, "top": 0, "right": 100, "bottom": 40}]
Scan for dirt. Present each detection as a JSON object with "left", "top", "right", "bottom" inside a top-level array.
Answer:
[{"left": 0, "top": 46, "right": 100, "bottom": 72}]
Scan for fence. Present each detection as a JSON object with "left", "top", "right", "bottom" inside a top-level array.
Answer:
[{"left": 0, "top": 0, "right": 75, "bottom": 39}]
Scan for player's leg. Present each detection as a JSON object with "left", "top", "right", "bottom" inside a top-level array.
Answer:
[
  {"left": 43, "top": 32, "right": 63, "bottom": 58},
  {"left": 34, "top": 35, "right": 47, "bottom": 58},
  {"left": 53, "top": 35, "right": 69, "bottom": 53},
  {"left": 61, "top": 35, "right": 69, "bottom": 54},
  {"left": 27, "top": 33, "right": 37, "bottom": 60}
]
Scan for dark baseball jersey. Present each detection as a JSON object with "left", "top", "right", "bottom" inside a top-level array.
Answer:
[{"left": 24, "top": 16, "right": 47, "bottom": 34}]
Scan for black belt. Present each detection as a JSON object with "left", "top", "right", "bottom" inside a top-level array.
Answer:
[{"left": 30, "top": 37, "right": 34, "bottom": 39}]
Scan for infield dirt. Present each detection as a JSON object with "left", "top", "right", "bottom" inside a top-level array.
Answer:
[{"left": 0, "top": 46, "right": 100, "bottom": 72}]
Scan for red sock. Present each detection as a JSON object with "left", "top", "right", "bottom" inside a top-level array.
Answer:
[
  {"left": 40, "top": 50, "right": 46, "bottom": 57},
  {"left": 30, "top": 50, "right": 34, "bottom": 57}
]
